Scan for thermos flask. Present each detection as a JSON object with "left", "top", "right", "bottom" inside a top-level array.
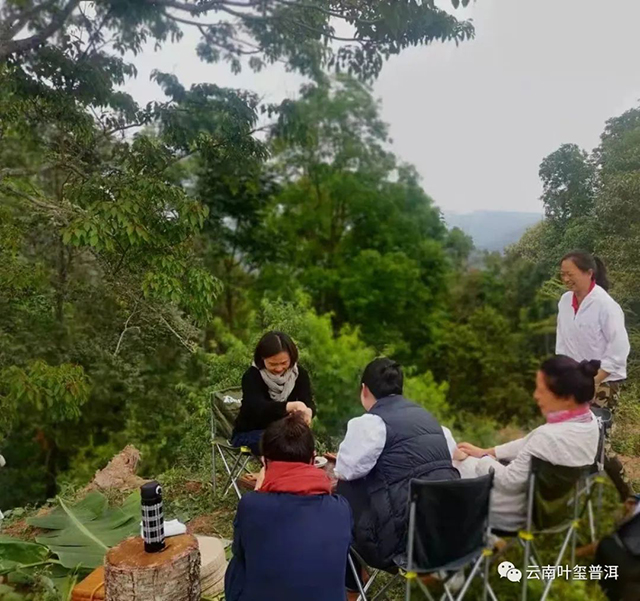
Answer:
[{"left": 141, "top": 481, "right": 165, "bottom": 553}]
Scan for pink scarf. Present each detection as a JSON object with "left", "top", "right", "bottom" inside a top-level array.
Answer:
[{"left": 546, "top": 404, "right": 593, "bottom": 424}]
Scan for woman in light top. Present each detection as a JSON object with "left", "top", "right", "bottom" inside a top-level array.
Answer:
[
  {"left": 454, "top": 356, "right": 600, "bottom": 532},
  {"left": 556, "top": 250, "right": 631, "bottom": 499},
  {"left": 231, "top": 331, "right": 315, "bottom": 454}
]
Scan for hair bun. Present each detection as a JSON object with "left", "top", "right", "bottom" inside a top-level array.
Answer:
[{"left": 579, "top": 360, "right": 601, "bottom": 379}]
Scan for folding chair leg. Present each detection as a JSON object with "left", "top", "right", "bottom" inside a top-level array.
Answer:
[
  {"left": 485, "top": 583, "right": 498, "bottom": 601},
  {"left": 571, "top": 525, "right": 578, "bottom": 569},
  {"left": 348, "top": 554, "right": 369, "bottom": 601},
  {"left": 455, "top": 556, "right": 482, "bottom": 601},
  {"left": 210, "top": 409, "right": 216, "bottom": 498},
  {"left": 597, "top": 477, "right": 604, "bottom": 518},
  {"left": 540, "top": 526, "right": 575, "bottom": 601},
  {"left": 211, "top": 440, "right": 216, "bottom": 497},
  {"left": 440, "top": 582, "right": 456, "bottom": 601},
  {"left": 521, "top": 538, "right": 531, "bottom": 601},
  {"left": 363, "top": 570, "right": 380, "bottom": 598},
  {"left": 522, "top": 472, "right": 536, "bottom": 601},
  {"left": 483, "top": 556, "right": 489, "bottom": 601},
  {"left": 224, "top": 455, "right": 252, "bottom": 499},
  {"left": 222, "top": 450, "right": 245, "bottom": 495},
  {"left": 218, "top": 447, "right": 237, "bottom": 484},
  {"left": 587, "top": 497, "right": 595, "bottom": 543},
  {"left": 218, "top": 448, "right": 243, "bottom": 499},
  {"left": 369, "top": 573, "right": 400, "bottom": 601}
]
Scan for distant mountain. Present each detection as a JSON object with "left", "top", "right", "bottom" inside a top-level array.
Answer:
[{"left": 443, "top": 210, "right": 543, "bottom": 252}]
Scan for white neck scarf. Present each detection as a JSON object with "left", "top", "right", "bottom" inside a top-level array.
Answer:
[{"left": 253, "top": 362, "right": 299, "bottom": 403}]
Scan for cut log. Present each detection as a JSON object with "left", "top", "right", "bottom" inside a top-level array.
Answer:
[
  {"left": 83, "top": 445, "right": 146, "bottom": 494},
  {"left": 196, "top": 535, "right": 227, "bottom": 597},
  {"left": 104, "top": 535, "right": 200, "bottom": 601}
]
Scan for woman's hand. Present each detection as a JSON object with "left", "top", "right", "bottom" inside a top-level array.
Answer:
[
  {"left": 595, "top": 369, "right": 609, "bottom": 387},
  {"left": 457, "top": 442, "right": 493, "bottom": 459},
  {"left": 286, "top": 401, "right": 307, "bottom": 414},
  {"left": 286, "top": 402, "right": 313, "bottom": 425},
  {"left": 452, "top": 448, "right": 468, "bottom": 462}
]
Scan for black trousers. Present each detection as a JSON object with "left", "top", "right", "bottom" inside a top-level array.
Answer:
[{"left": 595, "top": 535, "right": 640, "bottom": 601}]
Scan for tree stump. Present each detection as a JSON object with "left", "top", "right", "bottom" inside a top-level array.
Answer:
[{"left": 104, "top": 535, "right": 200, "bottom": 601}]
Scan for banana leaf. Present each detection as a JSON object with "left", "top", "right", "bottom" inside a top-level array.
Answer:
[
  {"left": 0, "top": 537, "right": 50, "bottom": 573},
  {"left": 27, "top": 491, "right": 140, "bottom": 569}
]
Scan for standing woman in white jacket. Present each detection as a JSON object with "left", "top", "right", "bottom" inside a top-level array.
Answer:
[{"left": 556, "top": 250, "right": 631, "bottom": 500}]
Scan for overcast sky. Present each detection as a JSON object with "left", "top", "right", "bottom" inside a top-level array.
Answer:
[{"left": 123, "top": 0, "right": 640, "bottom": 214}]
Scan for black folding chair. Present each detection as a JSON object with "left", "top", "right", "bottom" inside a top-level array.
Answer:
[
  {"left": 500, "top": 457, "right": 594, "bottom": 601},
  {"left": 210, "top": 387, "right": 259, "bottom": 499},
  {"left": 401, "top": 472, "right": 497, "bottom": 601}
]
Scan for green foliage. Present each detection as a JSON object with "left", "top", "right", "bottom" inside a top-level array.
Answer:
[
  {"left": 595, "top": 107, "right": 640, "bottom": 319},
  {"left": 3, "top": 19, "right": 640, "bottom": 601},
  {"left": 0, "top": 0, "right": 480, "bottom": 515},
  {"left": 404, "top": 371, "right": 449, "bottom": 423},
  {"left": 0, "top": 492, "right": 142, "bottom": 599},
  {"left": 0, "top": 539, "right": 50, "bottom": 574},
  {"left": 28, "top": 492, "right": 140, "bottom": 570},
  {"left": 250, "top": 78, "right": 450, "bottom": 359},
  {"left": 439, "top": 306, "right": 537, "bottom": 423},
  {"left": 0, "top": 0, "right": 474, "bottom": 82},
  {"left": 1, "top": 362, "right": 89, "bottom": 431},
  {"left": 540, "top": 143, "right": 596, "bottom": 226}
]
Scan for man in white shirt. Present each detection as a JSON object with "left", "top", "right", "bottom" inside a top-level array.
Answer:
[{"left": 335, "top": 358, "right": 458, "bottom": 574}]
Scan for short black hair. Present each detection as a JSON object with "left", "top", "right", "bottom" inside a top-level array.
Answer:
[
  {"left": 261, "top": 412, "right": 315, "bottom": 464},
  {"left": 253, "top": 331, "right": 299, "bottom": 369},
  {"left": 361, "top": 357, "right": 403, "bottom": 400},
  {"left": 540, "top": 355, "right": 600, "bottom": 404}
]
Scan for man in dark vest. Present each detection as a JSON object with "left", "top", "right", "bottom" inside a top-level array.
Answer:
[{"left": 336, "top": 357, "right": 459, "bottom": 575}]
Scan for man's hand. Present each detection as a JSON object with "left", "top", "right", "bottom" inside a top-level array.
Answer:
[{"left": 457, "top": 442, "right": 490, "bottom": 459}]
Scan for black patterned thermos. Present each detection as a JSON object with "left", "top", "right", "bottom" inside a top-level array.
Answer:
[{"left": 141, "top": 481, "right": 165, "bottom": 553}]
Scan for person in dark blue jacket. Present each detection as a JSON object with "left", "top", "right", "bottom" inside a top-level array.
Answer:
[{"left": 225, "top": 412, "right": 353, "bottom": 601}]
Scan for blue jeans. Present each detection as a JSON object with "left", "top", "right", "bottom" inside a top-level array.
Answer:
[{"left": 230, "top": 430, "right": 264, "bottom": 455}]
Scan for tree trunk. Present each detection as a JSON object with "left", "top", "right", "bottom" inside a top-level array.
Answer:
[{"left": 105, "top": 535, "right": 200, "bottom": 601}]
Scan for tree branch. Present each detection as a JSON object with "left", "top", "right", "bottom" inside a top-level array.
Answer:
[
  {"left": 0, "top": 181, "right": 69, "bottom": 216},
  {"left": 0, "top": 167, "right": 33, "bottom": 180},
  {"left": 114, "top": 304, "right": 138, "bottom": 356},
  {"left": 151, "top": 0, "right": 263, "bottom": 15},
  {"left": 0, "top": 0, "right": 58, "bottom": 39},
  {"left": 271, "top": 0, "right": 382, "bottom": 25},
  {"left": 104, "top": 120, "right": 150, "bottom": 137},
  {"left": 79, "top": 7, "right": 113, "bottom": 62},
  {"left": 158, "top": 314, "right": 198, "bottom": 353},
  {"left": 0, "top": 0, "right": 81, "bottom": 60},
  {"left": 163, "top": 14, "right": 262, "bottom": 55}
]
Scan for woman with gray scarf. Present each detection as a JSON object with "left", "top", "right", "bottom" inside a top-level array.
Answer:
[{"left": 231, "top": 331, "right": 315, "bottom": 454}]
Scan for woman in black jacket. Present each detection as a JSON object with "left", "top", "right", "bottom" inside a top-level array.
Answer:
[{"left": 231, "top": 331, "right": 315, "bottom": 453}]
